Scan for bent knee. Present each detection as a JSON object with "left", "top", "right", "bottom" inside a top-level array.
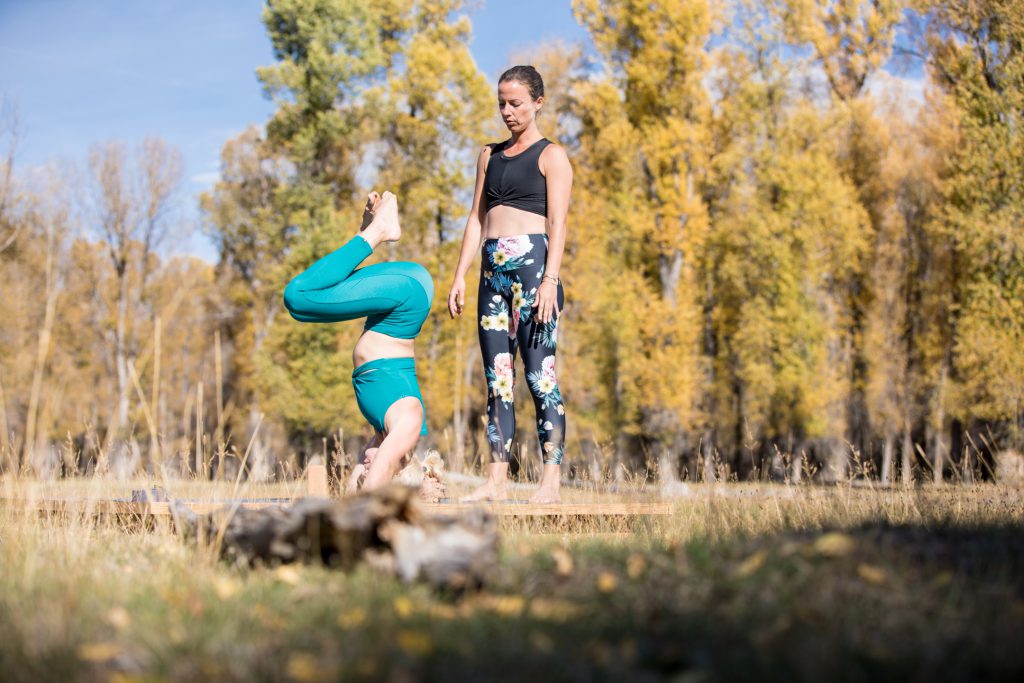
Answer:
[{"left": 283, "top": 279, "right": 307, "bottom": 318}]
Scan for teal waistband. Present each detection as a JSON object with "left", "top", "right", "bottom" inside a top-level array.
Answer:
[
  {"left": 351, "top": 356, "right": 427, "bottom": 436},
  {"left": 352, "top": 356, "right": 416, "bottom": 378}
]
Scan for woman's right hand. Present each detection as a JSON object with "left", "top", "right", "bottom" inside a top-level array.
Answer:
[{"left": 448, "top": 276, "right": 466, "bottom": 318}]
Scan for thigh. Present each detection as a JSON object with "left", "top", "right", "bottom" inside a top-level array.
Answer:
[
  {"left": 518, "top": 279, "right": 564, "bottom": 354},
  {"left": 382, "top": 396, "right": 424, "bottom": 437},
  {"left": 295, "top": 268, "right": 401, "bottom": 323},
  {"left": 364, "top": 262, "right": 434, "bottom": 338},
  {"left": 478, "top": 275, "right": 516, "bottom": 391}
]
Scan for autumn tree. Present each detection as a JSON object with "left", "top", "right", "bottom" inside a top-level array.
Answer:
[
  {"left": 0, "top": 99, "right": 20, "bottom": 255},
  {"left": 571, "top": 0, "right": 714, "bottom": 476},
  {"left": 367, "top": 0, "right": 491, "bottom": 470},
  {"left": 704, "top": 2, "right": 871, "bottom": 481},
  {"left": 0, "top": 168, "right": 73, "bottom": 470},
  {"left": 85, "top": 138, "right": 182, "bottom": 457},
  {"left": 923, "top": 0, "right": 1024, "bottom": 474},
  {"left": 206, "top": 0, "right": 494, "bottom": 466},
  {"left": 764, "top": 1, "right": 910, "bottom": 481}
]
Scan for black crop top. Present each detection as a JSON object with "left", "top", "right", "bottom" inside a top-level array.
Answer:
[{"left": 483, "top": 137, "right": 551, "bottom": 217}]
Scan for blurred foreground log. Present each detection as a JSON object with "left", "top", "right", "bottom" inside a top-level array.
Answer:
[{"left": 172, "top": 485, "right": 497, "bottom": 589}]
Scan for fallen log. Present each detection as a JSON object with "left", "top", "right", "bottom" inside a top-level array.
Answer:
[{"left": 171, "top": 484, "right": 497, "bottom": 589}]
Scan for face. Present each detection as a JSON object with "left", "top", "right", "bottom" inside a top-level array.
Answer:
[{"left": 498, "top": 80, "right": 543, "bottom": 133}]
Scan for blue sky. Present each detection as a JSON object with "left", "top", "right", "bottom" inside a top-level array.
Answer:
[{"left": 0, "top": 0, "right": 589, "bottom": 259}]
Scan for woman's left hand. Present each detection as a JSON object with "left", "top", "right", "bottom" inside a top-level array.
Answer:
[{"left": 534, "top": 279, "right": 560, "bottom": 324}]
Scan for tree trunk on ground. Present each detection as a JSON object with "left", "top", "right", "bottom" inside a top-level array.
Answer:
[{"left": 173, "top": 485, "right": 498, "bottom": 589}]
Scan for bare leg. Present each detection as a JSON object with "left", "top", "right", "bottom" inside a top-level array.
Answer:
[
  {"left": 529, "top": 463, "right": 562, "bottom": 503},
  {"left": 283, "top": 190, "right": 402, "bottom": 323},
  {"left": 460, "top": 462, "right": 510, "bottom": 502},
  {"left": 362, "top": 397, "right": 423, "bottom": 490}
]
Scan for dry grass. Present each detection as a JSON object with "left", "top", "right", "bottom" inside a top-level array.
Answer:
[{"left": 1, "top": 475, "right": 1022, "bottom": 682}]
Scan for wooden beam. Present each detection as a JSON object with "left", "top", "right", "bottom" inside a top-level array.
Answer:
[
  {"left": 425, "top": 502, "right": 672, "bottom": 516},
  {"left": 2, "top": 498, "right": 285, "bottom": 517},
  {"left": 2, "top": 498, "right": 672, "bottom": 518}
]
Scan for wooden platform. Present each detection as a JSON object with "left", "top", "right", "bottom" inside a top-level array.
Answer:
[
  {"left": 0, "top": 464, "right": 672, "bottom": 518},
  {"left": 426, "top": 501, "right": 671, "bottom": 516},
  {"left": 1, "top": 497, "right": 671, "bottom": 518}
]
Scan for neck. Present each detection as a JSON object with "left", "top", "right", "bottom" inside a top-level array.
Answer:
[{"left": 510, "top": 125, "right": 541, "bottom": 146}]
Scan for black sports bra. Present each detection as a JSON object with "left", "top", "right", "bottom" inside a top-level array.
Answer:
[{"left": 483, "top": 138, "right": 551, "bottom": 217}]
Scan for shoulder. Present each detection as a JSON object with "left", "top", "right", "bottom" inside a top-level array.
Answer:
[
  {"left": 478, "top": 140, "right": 509, "bottom": 165},
  {"left": 485, "top": 139, "right": 512, "bottom": 155},
  {"left": 475, "top": 144, "right": 495, "bottom": 173},
  {"left": 539, "top": 141, "right": 572, "bottom": 175}
]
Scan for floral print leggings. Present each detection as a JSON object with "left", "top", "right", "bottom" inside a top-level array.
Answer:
[{"left": 478, "top": 234, "right": 566, "bottom": 465}]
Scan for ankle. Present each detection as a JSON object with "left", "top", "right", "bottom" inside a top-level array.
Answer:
[{"left": 358, "top": 229, "right": 381, "bottom": 250}]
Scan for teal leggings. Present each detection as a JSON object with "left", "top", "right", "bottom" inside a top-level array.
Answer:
[{"left": 283, "top": 235, "right": 433, "bottom": 434}]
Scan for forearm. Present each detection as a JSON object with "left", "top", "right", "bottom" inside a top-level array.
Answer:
[
  {"left": 363, "top": 428, "right": 418, "bottom": 489},
  {"left": 360, "top": 433, "right": 382, "bottom": 464},
  {"left": 544, "top": 219, "right": 567, "bottom": 278}
]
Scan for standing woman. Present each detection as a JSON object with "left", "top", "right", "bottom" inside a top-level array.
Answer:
[{"left": 448, "top": 65, "right": 572, "bottom": 504}]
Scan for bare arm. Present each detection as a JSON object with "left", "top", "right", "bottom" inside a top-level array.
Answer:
[
  {"left": 535, "top": 144, "right": 573, "bottom": 324},
  {"left": 448, "top": 146, "right": 492, "bottom": 318},
  {"left": 361, "top": 398, "right": 423, "bottom": 489},
  {"left": 345, "top": 431, "right": 383, "bottom": 494}
]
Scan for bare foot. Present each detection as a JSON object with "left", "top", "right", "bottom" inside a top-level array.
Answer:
[
  {"left": 460, "top": 480, "right": 508, "bottom": 502},
  {"left": 363, "top": 191, "right": 401, "bottom": 245},
  {"left": 529, "top": 463, "right": 562, "bottom": 504},
  {"left": 359, "top": 191, "right": 381, "bottom": 231},
  {"left": 528, "top": 487, "right": 561, "bottom": 504},
  {"left": 460, "top": 462, "right": 510, "bottom": 502}
]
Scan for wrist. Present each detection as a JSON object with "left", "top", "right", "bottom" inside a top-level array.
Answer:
[{"left": 542, "top": 274, "right": 559, "bottom": 285}]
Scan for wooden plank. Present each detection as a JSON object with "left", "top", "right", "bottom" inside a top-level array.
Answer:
[
  {"left": 3, "top": 498, "right": 671, "bottom": 518},
  {"left": 424, "top": 501, "right": 672, "bottom": 516},
  {"left": 2, "top": 498, "right": 285, "bottom": 517}
]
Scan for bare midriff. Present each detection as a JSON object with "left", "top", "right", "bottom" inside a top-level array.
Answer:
[
  {"left": 483, "top": 204, "right": 547, "bottom": 239},
  {"left": 353, "top": 330, "right": 414, "bottom": 367}
]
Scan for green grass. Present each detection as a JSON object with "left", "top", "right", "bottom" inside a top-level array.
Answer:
[{"left": 1, "top": 480, "right": 1022, "bottom": 682}]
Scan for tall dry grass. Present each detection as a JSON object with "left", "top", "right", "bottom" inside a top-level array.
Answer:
[{"left": 1, "top": 472, "right": 1022, "bottom": 682}]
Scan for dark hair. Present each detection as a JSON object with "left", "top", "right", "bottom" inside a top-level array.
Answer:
[{"left": 498, "top": 65, "right": 544, "bottom": 101}]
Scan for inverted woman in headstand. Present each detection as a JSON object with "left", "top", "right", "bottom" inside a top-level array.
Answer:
[{"left": 283, "top": 191, "right": 433, "bottom": 490}]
